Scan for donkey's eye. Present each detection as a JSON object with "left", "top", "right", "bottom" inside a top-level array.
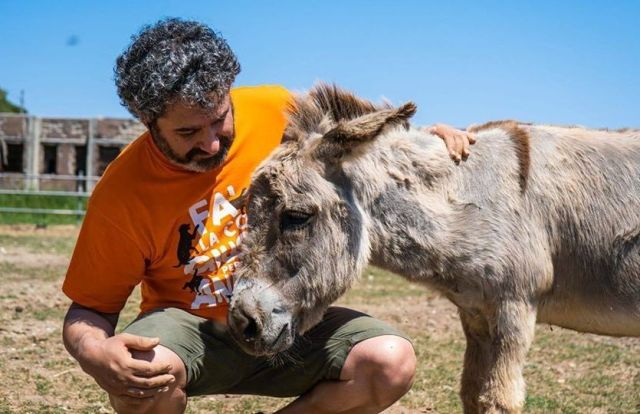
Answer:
[{"left": 280, "top": 210, "right": 313, "bottom": 232}]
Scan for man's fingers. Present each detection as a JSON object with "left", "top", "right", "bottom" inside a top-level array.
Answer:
[
  {"left": 445, "top": 141, "right": 456, "bottom": 158},
  {"left": 453, "top": 135, "right": 464, "bottom": 161},
  {"left": 467, "top": 132, "right": 477, "bottom": 145},
  {"left": 124, "top": 387, "right": 158, "bottom": 399},
  {"left": 451, "top": 134, "right": 462, "bottom": 161},
  {"left": 129, "top": 358, "right": 172, "bottom": 377},
  {"left": 443, "top": 136, "right": 458, "bottom": 160},
  {"left": 120, "top": 333, "right": 160, "bottom": 351},
  {"left": 126, "top": 385, "right": 171, "bottom": 398},
  {"left": 461, "top": 135, "right": 470, "bottom": 159},
  {"left": 127, "top": 373, "right": 176, "bottom": 389}
]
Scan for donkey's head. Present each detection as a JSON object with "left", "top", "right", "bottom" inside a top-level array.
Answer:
[{"left": 228, "top": 84, "right": 416, "bottom": 355}]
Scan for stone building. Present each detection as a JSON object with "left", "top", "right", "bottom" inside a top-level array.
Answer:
[{"left": 0, "top": 114, "right": 146, "bottom": 191}]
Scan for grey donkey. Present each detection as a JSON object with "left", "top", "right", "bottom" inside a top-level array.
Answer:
[{"left": 228, "top": 84, "right": 640, "bottom": 413}]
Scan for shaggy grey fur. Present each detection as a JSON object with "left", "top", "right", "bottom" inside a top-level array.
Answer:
[
  {"left": 229, "top": 84, "right": 640, "bottom": 413},
  {"left": 114, "top": 18, "right": 240, "bottom": 122}
]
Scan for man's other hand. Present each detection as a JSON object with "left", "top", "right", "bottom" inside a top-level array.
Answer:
[{"left": 428, "top": 123, "right": 477, "bottom": 162}]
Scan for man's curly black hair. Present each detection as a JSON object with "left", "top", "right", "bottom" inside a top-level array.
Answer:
[{"left": 114, "top": 18, "right": 241, "bottom": 122}]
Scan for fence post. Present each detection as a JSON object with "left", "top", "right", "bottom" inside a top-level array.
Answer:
[
  {"left": 87, "top": 118, "right": 95, "bottom": 192},
  {"left": 25, "top": 116, "right": 41, "bottom": 191}
]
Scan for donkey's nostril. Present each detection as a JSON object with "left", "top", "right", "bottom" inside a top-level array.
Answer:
[
  {"left": 231, "top": 308, "right": 261, "bottom": 343},
  {"left": 243, "top": 314, "right": 259, "bottom": 341}
]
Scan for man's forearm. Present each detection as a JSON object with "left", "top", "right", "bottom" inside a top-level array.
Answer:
[{"left": 62, "top": 302, "right": 118, "bottom": 362}]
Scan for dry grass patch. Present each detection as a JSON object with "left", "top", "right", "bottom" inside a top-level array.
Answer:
[{"left": 0, "top": 225, "right": 638, "bottom": 413}]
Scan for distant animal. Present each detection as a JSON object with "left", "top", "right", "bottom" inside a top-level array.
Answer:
[{"left": 228, "top": 84, "right": 640, "bottom": 413}]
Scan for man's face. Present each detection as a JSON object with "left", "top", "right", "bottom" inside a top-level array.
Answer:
[{"left": 150, "top": 94, "right": 235, "bottom": 172}]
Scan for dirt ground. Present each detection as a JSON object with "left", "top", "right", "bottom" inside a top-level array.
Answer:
[{"left": 0, "top": 224, "right": 638, "bottom": 413}]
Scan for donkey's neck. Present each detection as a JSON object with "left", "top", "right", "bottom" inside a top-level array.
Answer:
[{"left": 342, "top": 128, "right": 465, "bottom": 283}]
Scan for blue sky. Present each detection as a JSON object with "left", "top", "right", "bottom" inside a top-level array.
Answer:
[{"left": 1, "top": 1, "right": 638, "bottom": 128}]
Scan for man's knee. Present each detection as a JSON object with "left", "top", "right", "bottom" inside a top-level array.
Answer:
[
  {"left": 110, "top": 394, "right": 157, "bottom": 414},
  {"left": 109, "top": 376, "right": 187, "bottom": 414},
  {"left": 343, "top": 335, "right": 417, "bottom": 406},
  {"left": 109, "top": 345, "right": 188, "bottom": 414},
  {"left": 365, "top": 336, "right": 416, "bottom": 395}
]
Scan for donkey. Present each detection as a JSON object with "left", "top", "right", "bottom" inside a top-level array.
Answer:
[{"left": 228, "top": 84, "right": 640, "bottom": 413}]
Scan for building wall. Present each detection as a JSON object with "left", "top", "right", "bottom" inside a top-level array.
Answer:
[{"left": 0, "top": 114, "right": 146, "bottom": 191}]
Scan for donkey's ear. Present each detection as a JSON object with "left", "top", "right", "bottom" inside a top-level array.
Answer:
[{"left": 317, "top": 102, "right": 417, "bottom": 160}]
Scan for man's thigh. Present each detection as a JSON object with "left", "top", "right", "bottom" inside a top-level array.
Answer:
[{"left": 122, "top": 306, "right": 408, "bottom": 397}]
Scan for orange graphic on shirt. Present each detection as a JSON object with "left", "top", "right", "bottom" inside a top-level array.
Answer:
[{"left": 178, "top": 185, "right": 248, "bottom": 310}]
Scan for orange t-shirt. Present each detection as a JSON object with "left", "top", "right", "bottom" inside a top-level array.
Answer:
[{"left": 63, "top": 85, "right": 291, "bottom": 322}]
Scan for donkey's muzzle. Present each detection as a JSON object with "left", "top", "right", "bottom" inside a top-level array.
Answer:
[
  {"left": 228, "top": 282, "right": 295, "bottom": 355},
  {"left": 229, "top": 307, "right": 262, "bottom": 343}
]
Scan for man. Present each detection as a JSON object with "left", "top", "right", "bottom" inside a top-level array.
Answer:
[{"left": 62, "top": 18, "right": 475, "bottom": 414}]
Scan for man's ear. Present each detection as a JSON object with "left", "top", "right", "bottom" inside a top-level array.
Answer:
[{"left": 315, "top": 102, "right": 417, "bottom": 160}]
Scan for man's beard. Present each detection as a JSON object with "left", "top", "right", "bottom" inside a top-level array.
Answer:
[{"left": 149, "top": 124, "right": 234, "bottom": 173}]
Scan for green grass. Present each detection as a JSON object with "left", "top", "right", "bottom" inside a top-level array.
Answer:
[
  {"left": 0, "top": 232, "right": 77, "bottom": 255},
  {"left": 0, "top": 193, "right": 87, "bottom": 225},
  {"left": 34, "top": 374, "right": 52, "bottom": 395},
  {"left": 341, "top": 266, "right": 434, "bottom": 301},
  {"left": 524, "top": 395, "right": 564, "bottom": 411},
  {"left": 0, "top": 261, "right": 68, "bottom": 282},
  {"left": 31, "top": 306, "right": 68, "bottom": 322},
  {"left": 0, "top": 398, "right": 13, "bottom": 414}
]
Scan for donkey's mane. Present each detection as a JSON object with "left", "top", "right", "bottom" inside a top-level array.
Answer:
[{"left": 285, "top": 83, "right": 392, "bottom": 139}]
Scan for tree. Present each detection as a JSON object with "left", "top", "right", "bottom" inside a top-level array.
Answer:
[{"left": 0, "top": 88, "right": 26, "bottom": 113}]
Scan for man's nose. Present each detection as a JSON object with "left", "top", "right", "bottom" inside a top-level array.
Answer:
[{"left": 198, "top": 127, "right": 220, "bottom": 154}]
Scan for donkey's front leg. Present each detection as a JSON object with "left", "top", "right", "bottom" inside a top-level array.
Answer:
[
  {"left": 459, "top": 308, "right": 492, "bottom": 414},
  {"left": 467, "top": 301, "right": 537, "bottom": 414}
]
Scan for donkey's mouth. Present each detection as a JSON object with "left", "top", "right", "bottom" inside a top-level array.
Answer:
[
  {"left": 231, "top": 319, "right": 297, "bottom": 356},
  {"left": 265, "top": 320, "right": 298, "bottom": 354},
  {"left": 270, "top": 323, "right": 290, "bottom": 348}
]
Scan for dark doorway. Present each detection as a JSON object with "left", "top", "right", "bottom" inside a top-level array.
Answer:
[
  {"left": 43, "top": 144, "right": 58, "bottom": 174},
  {"left": 2, "top": 143, "right": 24, "bottom": 172},
  {"left": 75, "top": 145, "right": 87, "bottom": 176}
]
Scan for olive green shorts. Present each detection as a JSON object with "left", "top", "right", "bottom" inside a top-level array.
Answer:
[{"left": 123, "top": 306, "right": 409, "bottom": 397}]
